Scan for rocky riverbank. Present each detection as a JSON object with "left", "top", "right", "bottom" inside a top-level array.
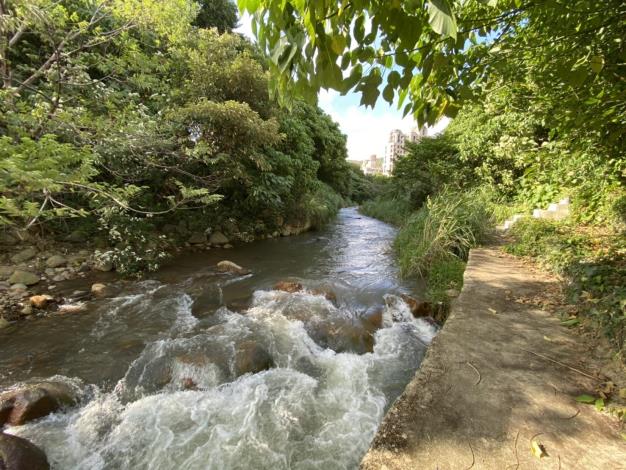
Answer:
[{"left": 0, "top": 219, "right": 316, "bottom": 327}]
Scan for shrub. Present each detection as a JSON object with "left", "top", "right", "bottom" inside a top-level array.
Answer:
[{"left": 302, "top": 183, "right": 345, "bottom": 229}]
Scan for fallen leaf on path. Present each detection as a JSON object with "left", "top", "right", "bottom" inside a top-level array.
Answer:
[
  {"left": 530, "top": 439, "right": 547, "bottom": 458},
  {"left": 594, "top": 398, "right": 605, "bottom": 411},
  {"left": 575, "top": 394, "right": 596, "bottom": 404}
]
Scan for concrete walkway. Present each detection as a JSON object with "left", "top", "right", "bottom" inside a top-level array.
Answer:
[{"left": 361, "top": 247, "right": 625, "bottom": 470}]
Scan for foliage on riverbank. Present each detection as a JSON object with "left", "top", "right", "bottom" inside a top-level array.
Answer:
[
  {"left": 0, "top": 0, "right": 377, "bottom": 275},
  {"left": 361, "top": 187, "right": 493, "bottom": 305},
  {"left": 506, "top": 219, "right": 626, "bottom": 355}
]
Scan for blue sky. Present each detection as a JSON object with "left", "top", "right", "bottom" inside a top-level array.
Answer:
[{"left": 236, "top": 15, "right": 449, "bottom": 161}]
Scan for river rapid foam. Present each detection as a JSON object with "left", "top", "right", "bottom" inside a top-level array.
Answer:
[{"left": 7, "top": 287, "right": 436, "bottom": 470}]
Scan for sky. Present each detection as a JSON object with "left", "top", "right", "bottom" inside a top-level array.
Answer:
[{"left": 235, "top": 15, "right": 449, "bottom": 162}]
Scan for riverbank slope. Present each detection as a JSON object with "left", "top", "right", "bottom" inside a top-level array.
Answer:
[{"left": 361, "top": 247, "right": 625, "bottom": 469}]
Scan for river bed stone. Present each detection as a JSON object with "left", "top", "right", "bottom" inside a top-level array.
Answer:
[
  {"left": 0, "top": 432, "right": 50, "bottom": 470},
  {"left": 8, "top": 271, "right": 39, "bottom": 286},
  {"left": 10, "top": 248, "right": 37, "bottom": 264},
  {"left": 0, "top": 382, "right": 78, "bottom": 426}
]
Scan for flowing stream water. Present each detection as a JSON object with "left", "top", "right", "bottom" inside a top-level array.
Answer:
[{"left": 0, "top": 208, "right": 436, "bottom": 469}]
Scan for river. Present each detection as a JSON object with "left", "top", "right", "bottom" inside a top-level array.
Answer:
[{"left": 0, "top": 208, "right": 436, "bottom": 469}]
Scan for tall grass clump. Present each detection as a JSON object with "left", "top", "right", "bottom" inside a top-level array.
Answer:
[
  {"left": 304, "top": 183, "right": 345, "bottom": 229},
  {"left": 395, "top": 187, "right": 494, "bottom": 279},
  {"left": 360, "top": 197, "right": 412, "bottom": 226}
]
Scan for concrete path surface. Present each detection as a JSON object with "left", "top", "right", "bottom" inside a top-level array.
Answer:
[{"left": 361, "top": 247, "right": 625, "bottom": 470}]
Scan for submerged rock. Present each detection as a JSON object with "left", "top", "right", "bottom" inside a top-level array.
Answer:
[
  {"left": 0, "top": 382, "right": 77, "bottom": 427},
  {"left": 234, "top": 341, "right": 273, "bottom": 375},
  {"left": 273, "top": 281, "right": 303, "bottom": 293},
  {"left": 57, "top": 303, "right": 85, "bottom": 315},
  {"left": 362, "top": 307, "right": 384, "bottom": 330},
  {"left": 310, "top": 287, "right": 338, "bottom": 304},
  {"left": 0, "top": 432, "right": 50, "bottom": 470},
  {"left": 399, "top": 294, "right": 432, "bottom": 318},
  {"left": 8, "top": 270, "right": 39, "bottom": 286},
  {"left": 216, "top": 261, "right": 250, "bottom": 276}
]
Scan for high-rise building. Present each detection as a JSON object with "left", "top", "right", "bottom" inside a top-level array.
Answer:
[
  {"left": 383, "top": 126, "right": 426, "bottom": 175},
  {"left": 360, "top": 154, "right": 383, "bottom": 175}
]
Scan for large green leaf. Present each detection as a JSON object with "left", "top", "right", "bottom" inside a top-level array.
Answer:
[{"left": 428, "top": 0, "right": 457, "bottom": 39}]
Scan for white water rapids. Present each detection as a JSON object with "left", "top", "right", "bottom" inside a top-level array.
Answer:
[{"left": 7, "top": 289, "right": 435, "bottom": 469}]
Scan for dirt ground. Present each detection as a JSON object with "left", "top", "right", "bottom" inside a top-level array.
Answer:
[{"left": 361, "top": 247, "right": 625, "bottom": 470}]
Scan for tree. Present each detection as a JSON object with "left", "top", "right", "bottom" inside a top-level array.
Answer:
[{"left": 193, "top": 0, "right": 238, "bottom": 32}]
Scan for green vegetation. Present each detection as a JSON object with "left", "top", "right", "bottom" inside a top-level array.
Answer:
[
  {"left": 360, "top": 197, "right": 411, "bottom": 227},
  {"left": 395, "top": 189, "right": 493, "bottom": 280},
  {"left": 506, "top": 219, "right": 625, "bottom": 353},
  {"left": 0, "top": 0, "right": 373, "bottom": 275}
]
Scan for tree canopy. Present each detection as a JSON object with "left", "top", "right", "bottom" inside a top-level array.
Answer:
[{"left": 241, "top": 0, "right": 625, "bottom": 138}]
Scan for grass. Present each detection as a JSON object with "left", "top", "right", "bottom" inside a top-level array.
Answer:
[
  {"left": 425, "top": 257, "right": 466, "bottom": 304},
  {"left": 359, "top": 197, "right": 412, "bottom": 226},
  {"left": 395, "top": 187, "right": 494, "bottom": 278},
  {"left": 506, "top": 218, "right": 626, "bottom": 356},
  {"left": 361, "top": 187, "right": 495, "bottom": 310}
]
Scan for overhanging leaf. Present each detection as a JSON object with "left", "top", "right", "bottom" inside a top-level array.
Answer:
[
  {"left": 589, "top": 55, "right": 604, "bottom": 73},
  {"left": 428, "top": 0, "right": 457, "bottom": 39}
]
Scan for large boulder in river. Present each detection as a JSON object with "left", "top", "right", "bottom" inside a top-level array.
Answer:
[
  {"left": 399, "top": 294, "right": 432, "bottom": 318},
  {"left": 0, "top": 382, "right": 77, "bottom": 427},
  {"left": 0, "top": 433, "right": 50, "bottom": 470},
  {"left": 273, "top": 281, "right": 303, "bottom": 293},
  {"left": 216, "top": 260, "right": 250, "bottom": 276},
  {"left": 8, "top": 270, "right": 39, "bottom": 286},
  {"left": 209, "top": 231, "right": 229, "bottom": 245}
]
